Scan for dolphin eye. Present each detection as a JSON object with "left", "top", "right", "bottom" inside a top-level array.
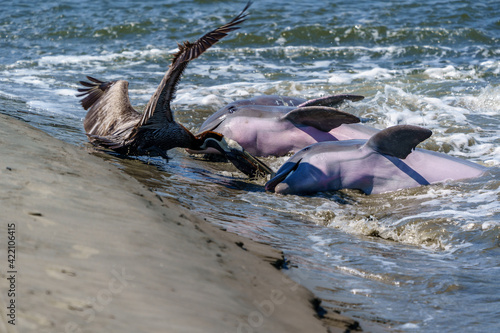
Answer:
[{"left": 228, "top": 106, "right": 237, "bottom": 114}]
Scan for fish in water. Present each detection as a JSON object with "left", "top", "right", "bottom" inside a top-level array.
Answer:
[
  {"left": 76, "top": 2, "right": 271, "bottom": 177},
  {"left": 265, "top": 125, "right": 488, "bottom": 195},
  {"left": 190, "top": 94, "right": 380, "bottom": 157}
]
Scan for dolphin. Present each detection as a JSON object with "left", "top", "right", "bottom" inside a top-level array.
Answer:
[
  {"left": 189, "top": 94, "right": 380, "bottom": 157},
  {"left": 265, "top": 125, "right": 488, "bottom": 195}
]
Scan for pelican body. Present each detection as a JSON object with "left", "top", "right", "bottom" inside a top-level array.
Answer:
[
  {"left": 265, "top": 125, "right": 488, "bottom": 195},
  {"left": 191, "top": 94, "right": 380, "bottom": 157},
  {"left": 76, "top": 3, "right": 271, "bottom": 177}
]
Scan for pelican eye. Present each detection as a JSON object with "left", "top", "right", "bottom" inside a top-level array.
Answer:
[{"left": 228, "top": 106, "right": 237, "bottom": 114}]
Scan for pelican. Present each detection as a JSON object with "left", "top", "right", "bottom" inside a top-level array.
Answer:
[{"left": 77, "top": 2, "right": 270, "bottom": 177}]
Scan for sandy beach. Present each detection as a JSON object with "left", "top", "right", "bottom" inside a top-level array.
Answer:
[{"left": 0, "top": 113, "right": 360, "bottom": 332}]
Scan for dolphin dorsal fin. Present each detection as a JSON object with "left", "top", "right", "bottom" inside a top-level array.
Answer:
[
  {"left": 282, "top": 106, "right": 360, "bottom": 132},
  {"left": 297, "top": 94, "right": 365, "bottom": 107},
  {"left": 365, "top": 125, "right": 432, "bottom": 159}
]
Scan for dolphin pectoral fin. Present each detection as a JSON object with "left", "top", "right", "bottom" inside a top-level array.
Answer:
[
  {"left": 297, "top": 94, "right": 365, "bottom": 108},
  {"left": 365, "top": 125, "right": 432, "bottom": 159},
  {"left": 265, "top": 159, "right": 301, "bottom": 192},
  {"left": 282, "top": 106, "right": 360, "bottom": 132}
]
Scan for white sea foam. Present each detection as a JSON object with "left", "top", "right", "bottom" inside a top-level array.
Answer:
[
  {"left": 424, "top": 65, "right": 472, "bottom": 80},
  {"left": 0, "top": 90, "right": 18, "bottom": 99},
  {"left": 26, "top": 100, "right": 79, "bottom": 118},
  {"left": 337, "top": 266, "right": 386, "bottom": 282},
  {"left": 458, "top": 85, "right": 500, "bottom": 114},
  {"left": 309, "top": 179, "right": 499, "bottom": 252},
  {"left": 398, "top": 323, "right": 420, "bottom": 330},
  {"left": 351, "top": 288, "right": 373, "bottom": 296},
  {"left": 37, "top": 48, "right": 175, "bottom": 66},
  {"left": 55, "top": 89, "right": 78, "bottom": 96},
  {"left": 480, "top": 60, "right": 500, "bottom": 74}
]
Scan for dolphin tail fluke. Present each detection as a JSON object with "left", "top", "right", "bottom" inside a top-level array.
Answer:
[
  {"left": 365, "top": 125, "right": 432, "bottom": 159},
  {"left": 282, "top": 106, "right": 360, "bottom": 132},
  {"left": 297, "top": 94, "right": 364, "bottom": 108}
]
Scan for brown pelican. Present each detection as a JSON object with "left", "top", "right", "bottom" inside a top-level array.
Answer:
[{"left": 77, "top": 2, "right": 270, "bottom": 177}]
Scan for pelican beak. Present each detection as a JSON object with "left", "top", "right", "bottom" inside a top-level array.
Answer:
[{"left": 201, "top": 137, "right": 274, "bottom": 178}]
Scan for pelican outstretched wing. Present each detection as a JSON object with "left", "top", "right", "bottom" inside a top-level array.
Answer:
[
  {"left": 78, "top": 76, "right": 140, "bottom": 141},
  {"left": 77, "top": 76, "right": 116, "bottom": 111},
  {"left": 134, "top": 2, "right": 252, "bottom": 132}
]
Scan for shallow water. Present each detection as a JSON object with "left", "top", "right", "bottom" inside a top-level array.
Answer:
[{"left": 1, "top": 1, "right": 499, "bottom": 331}]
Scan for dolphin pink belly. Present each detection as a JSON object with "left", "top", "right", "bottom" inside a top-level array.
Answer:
[
  {"left": 342, "top": 148, "right": 488, "bottom": 194},
  {"left": 401, "top": 149, "right": 487, "bottom": 183},
  {"left": 217, "top": 118, "right": 380, "bottom": 157}
]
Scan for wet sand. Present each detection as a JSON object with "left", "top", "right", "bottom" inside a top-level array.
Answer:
[{"left": 0, "top": 113, "right": 360, "bottom": 333}]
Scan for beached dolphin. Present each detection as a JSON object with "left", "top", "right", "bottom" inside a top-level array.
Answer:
[
  {"left": 265, "top": 125, "right": 488, "bottom": 195},
  {"left": 77, "top": 3, "right": 271, "bottom": 177},
  {"left": 190, "top": 94, "right": 380, "bottom": 157}
]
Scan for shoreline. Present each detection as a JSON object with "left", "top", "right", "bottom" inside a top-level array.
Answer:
[{"left": 0, "top": 113, "right": 360, "bottom": 332}]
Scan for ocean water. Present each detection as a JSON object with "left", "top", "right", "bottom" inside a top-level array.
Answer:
[{"left": 1, "top": 0, "right": 499, "bottom": 331}]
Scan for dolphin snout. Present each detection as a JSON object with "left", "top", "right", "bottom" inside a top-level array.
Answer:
[{"left": 274, "top": 183, "right": 291, "bottom": 194}]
